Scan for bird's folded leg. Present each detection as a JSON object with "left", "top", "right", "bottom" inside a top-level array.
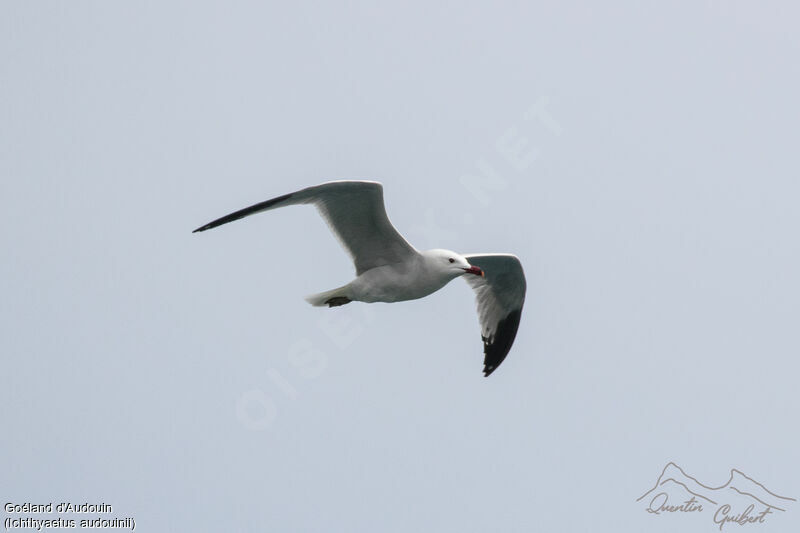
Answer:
[{"left": 325, "top": 296, "right": 352, "bottom": 307}]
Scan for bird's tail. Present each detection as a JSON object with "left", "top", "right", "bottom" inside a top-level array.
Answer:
[{"left": 304, "top": 284, "right": 352, "bottom": 307}]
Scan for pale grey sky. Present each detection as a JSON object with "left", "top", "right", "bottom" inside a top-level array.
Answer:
[{"left": 2, "top": 2, "right": 799, "bottom": 532}]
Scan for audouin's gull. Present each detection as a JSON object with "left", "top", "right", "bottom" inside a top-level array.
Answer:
[{"left": 193, "top": 180, "right": 526, "bottom": 376}]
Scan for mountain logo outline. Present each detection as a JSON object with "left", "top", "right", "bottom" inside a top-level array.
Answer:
[{"left": 637, "top": 461, "right": 796, "bottom": 530}]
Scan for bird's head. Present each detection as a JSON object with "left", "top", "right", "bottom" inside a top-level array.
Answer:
[{"left": 424, "top": 249, "right": 484, "bottom": 279}]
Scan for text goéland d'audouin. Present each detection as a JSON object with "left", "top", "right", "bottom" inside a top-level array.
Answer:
[{"left": 6, "top": 503, "right": 112, "bottom": 514}]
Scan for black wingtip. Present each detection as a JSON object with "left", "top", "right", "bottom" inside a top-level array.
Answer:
[
  {"left": 191, "top": 192, "right": 295, "bottom": 235},
  {"left": 483, "top": 362, "right": 501, "bottom": 377},
  {"left": 481, "top": 308, "right": 522, "bottom": 377},
  {"left": 191, "top": 218, "right": 231, "bottom": 233}
]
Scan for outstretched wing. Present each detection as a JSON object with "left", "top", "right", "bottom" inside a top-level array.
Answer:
[
  {"left": 193, "top": 180, "right": 419, "bottom": 275},
  {"left": 463, "top": 254, "right": 526, "bottom": 376}
]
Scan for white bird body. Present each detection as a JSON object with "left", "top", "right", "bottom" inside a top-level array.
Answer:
[
  {"left": 194, "top": 180, "right": 526, "bottom": 376},
  {"left": 311, "top": 249, "right": 470, "bottom": 305}
]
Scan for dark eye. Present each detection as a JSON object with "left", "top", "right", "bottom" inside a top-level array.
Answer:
[{"left": 448, "top": 258, "right": 455, "bottom": 263}]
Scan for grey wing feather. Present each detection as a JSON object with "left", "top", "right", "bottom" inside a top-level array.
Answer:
[
  {"left": 463, "top": 254, "right": 526, "bottom": 376},
  {"left": 193, "top": 180, "right": 419, "bottom": 275}
]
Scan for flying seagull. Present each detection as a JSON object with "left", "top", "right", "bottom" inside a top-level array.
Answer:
[{"left": 193, "top": 181, "right": 526, "bottom": 376}]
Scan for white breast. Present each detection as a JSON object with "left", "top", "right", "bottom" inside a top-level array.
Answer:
[{"left": 348, "top": 259, "right": 454, "bottom": 303}]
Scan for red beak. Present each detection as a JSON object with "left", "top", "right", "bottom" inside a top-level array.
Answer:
[{"left": 463, "top": 265, "right": 484, "bottom": 277}]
